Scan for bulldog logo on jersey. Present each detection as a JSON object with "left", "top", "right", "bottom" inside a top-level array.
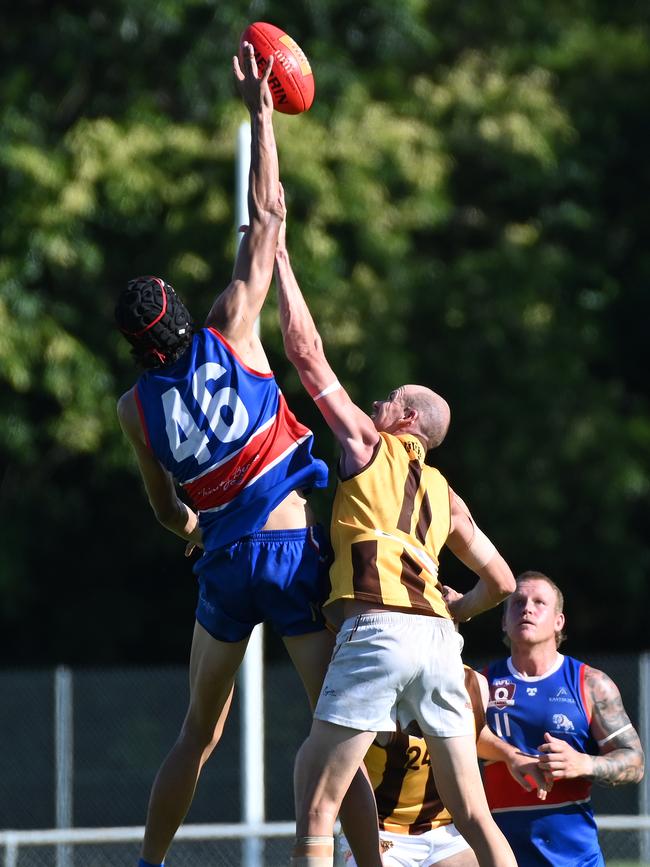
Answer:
[
  {"left": 488, "top": 679, "right": 516, "bottom": 709},
  {"left": 552, "top": 713, "right": 575, "bottom": 732}
]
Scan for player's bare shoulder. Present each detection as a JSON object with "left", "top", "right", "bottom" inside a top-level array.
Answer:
[
  {"left": 583, "top": 664, "right": 624, "bottom": 717},
  {"left": 116, "top": 386, "right": 142, "bottom": 442},
  {"left": 584, "top": 664, "right": 642, "bottom": 749}
]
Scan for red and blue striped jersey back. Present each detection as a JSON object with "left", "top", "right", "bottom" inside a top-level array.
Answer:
[{"left": 135, "top": 327, "right": 328, "bottom": 549}]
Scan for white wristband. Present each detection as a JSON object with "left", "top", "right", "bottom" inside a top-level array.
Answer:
[{"left": 313, "top": 381, "right": 341, "bottom": 401}]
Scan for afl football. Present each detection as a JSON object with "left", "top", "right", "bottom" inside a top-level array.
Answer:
[{"left": 240, "top": 22, "right": 315, "bottom": 114}]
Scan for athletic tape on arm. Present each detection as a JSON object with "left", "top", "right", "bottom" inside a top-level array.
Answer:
[
  {"left": 313, "top": 381, "right": 341, "bottom": 401},
  {"left": 597, "top": 723, "right": 633, "bottom": 746},
  {"left": 465, "top": 523, "right": 496, "bottom": 570}
]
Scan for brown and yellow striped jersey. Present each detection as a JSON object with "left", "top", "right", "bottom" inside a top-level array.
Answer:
[
  {"left": 366, "top": 667, "right": 486, "bottom": 835},
  {"left": 325, "top": 432, "right": 451, "bottom": 619}
]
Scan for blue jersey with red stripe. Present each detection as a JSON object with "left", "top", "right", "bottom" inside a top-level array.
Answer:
[
  {"left": 484, "top": 654, "right": 603, "bottom": 866},
  {"left": 134, "top": 327, "right": 328, "bottom": 551}
]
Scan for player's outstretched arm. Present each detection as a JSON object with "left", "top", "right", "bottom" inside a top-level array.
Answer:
[
  {"left": 538, "top": 666, "right": 645, "bottom": 786},
  {"left": 205, "top": 43, "right": 282, "bottom": 350},
  {"left": 117, "top": 390, "right": 203, "bottom": 547},
  {"left": 442, "top": 489, "right": 516, "bottom": 622},
  {"left": 274, "top": 216, "right": 378, "bottom": 475}
]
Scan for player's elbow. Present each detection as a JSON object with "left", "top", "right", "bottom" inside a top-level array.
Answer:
[
  {"left": 495, "top": 573, "right": 517, "bottom": 601},
  {"left": 607, "top": 751, "right": 645, "bottom": 786},
  {"left": 283, "top": 328, "right": 323, "bottom": 369},
  {"left": 499, "top": 568, "right": 517, "bottom": 597},
  {"left": 631, "top": 751, "right": 645, "bottom": 784},
  {"left": 482, "top": 555, "right": 517, "bottom": 601},
  {"left": 249, "top": 203, "right": 282, "bottom": 232},
  {"left": 151, "top": 499, "right": 182, "bottom": 531}
]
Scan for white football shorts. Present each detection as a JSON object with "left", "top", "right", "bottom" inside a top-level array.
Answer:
[
  {"left": 338, "top": 822, "right": 471, "bottom": 867},
  {"left": 314, "top": 612, "right": 473, "bottom": 737}
]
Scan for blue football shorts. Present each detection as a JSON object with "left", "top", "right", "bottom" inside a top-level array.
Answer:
[
  {"left": 492, "top": 805, "right": 605, "bottom": 867},
  {"left": 193, "top": 525, "right": 332, "bottom": 642}
]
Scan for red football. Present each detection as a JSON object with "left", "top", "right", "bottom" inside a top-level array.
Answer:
[{"left": 240, "top": 22, "right": 315, "bottom": 115}]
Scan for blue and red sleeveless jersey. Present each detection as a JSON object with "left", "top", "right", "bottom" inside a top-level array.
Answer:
[
  {"left": 484, "top": 654, "right": 603, "bottom": 866},
  {"left": 134, "top": 327, "right": 328, "bottom": 550}
]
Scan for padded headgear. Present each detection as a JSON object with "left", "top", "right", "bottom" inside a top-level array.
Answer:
[{"left": 115, "top": 276, "right": 193, "bottom": 368}]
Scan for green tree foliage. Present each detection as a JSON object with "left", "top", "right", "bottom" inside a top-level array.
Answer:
[{"left": 0, "top": 0, "right": 648, "bottom": 662}]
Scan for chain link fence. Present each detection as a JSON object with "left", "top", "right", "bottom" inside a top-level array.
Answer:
[{"left": 0, "top": 653, "right": 648, "bottom": 865}]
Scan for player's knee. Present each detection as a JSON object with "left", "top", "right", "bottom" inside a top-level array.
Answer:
[
  {"left": 450, "top": 807, "right": 497, "bottom": 845},
  {"left": 295, "top": 800, "right": 340, "bottom": 839},
  {"left": 306, "top": 802, "right": 339, "bottom": 822},
  {"left": 178, "top": 714, "right": 224, "bottom": 756},
  {"left": 295, "top": 771, "right": 339, "bottom": 835}
]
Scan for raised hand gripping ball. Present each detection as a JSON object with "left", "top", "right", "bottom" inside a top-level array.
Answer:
[{"left": 240, "top": 22, "right": 315, "bottom": 114}]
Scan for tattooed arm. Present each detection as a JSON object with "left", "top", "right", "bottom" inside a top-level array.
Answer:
[{"left": 538, "top": 665, "right": 645, "bottom": 786}]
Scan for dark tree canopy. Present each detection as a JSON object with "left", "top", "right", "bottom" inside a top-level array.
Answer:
[{"left": 1, "top": 0, "right": 648, "bottom": 664}]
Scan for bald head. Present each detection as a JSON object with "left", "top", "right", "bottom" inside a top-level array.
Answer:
[{"left": 401, "top": 385, "right": 450, "bottom": 450}]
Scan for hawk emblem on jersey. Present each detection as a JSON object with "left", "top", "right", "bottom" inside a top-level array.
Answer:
[
  {"left": 488, "top": 679, "right": 516, "bottom": 709},
  {"left": 552, "top": 713, "right": 575, "bottom": 732}
]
